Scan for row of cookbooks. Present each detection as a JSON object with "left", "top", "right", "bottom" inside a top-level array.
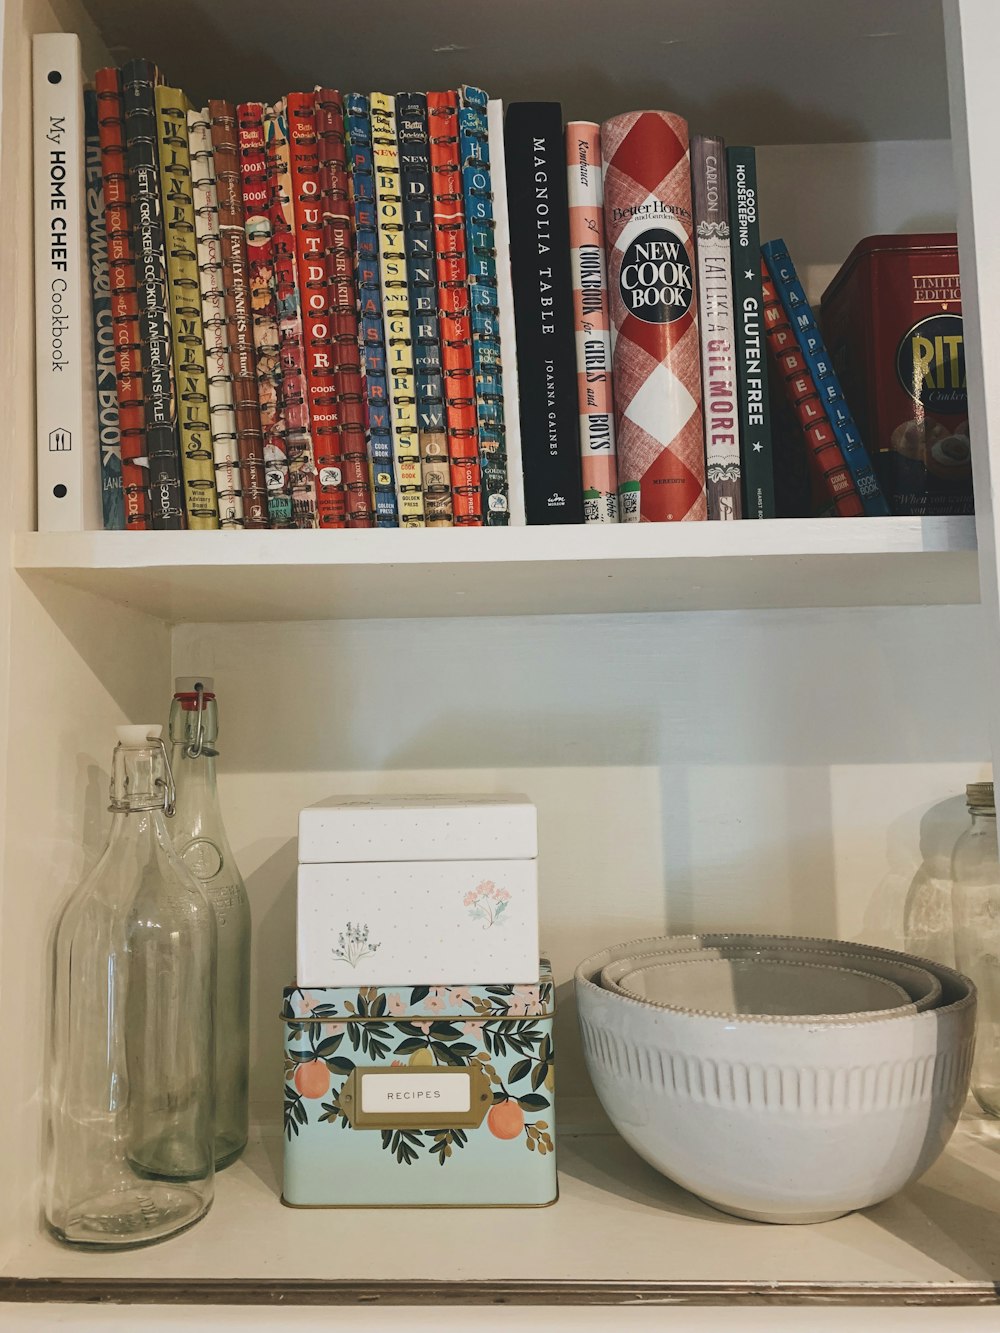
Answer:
[{"left": 32, "top": 32, "right": 888, "bottom": 534}]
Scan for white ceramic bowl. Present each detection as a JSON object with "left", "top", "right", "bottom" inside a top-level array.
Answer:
[
  {"left": 576, "top": 934, "right": 975, "bottom": 1224},
  {"left": 601, "top": 945, "right": 942, "bottom": 1012},
  {"left": 614, "top": 956, "right": 914, "bottom": 1019}
]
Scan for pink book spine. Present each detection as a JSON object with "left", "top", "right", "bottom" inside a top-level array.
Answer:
[{"left": 566, "top": 122, "right": 619, "bottom": 524}]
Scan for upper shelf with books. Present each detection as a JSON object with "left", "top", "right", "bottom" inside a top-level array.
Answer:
[
  {"left": 14, "top": 516, "right": 977, "bottom": 624},
  {"left": 77, "top": 0, "right": 950, "bottom": 147}
]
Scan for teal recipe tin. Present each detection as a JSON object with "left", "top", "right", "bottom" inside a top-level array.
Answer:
[{"left": 281, "top": 960, "right": 557, "bottom": 1206}]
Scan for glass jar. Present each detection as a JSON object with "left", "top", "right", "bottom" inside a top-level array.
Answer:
[
  {"left": 169, "top": 678, "right": 251, "bottom": 1169},
  {"left": 46, "top": 727, "right": 216, "bottom": 1247},
  {"left": 952, "top": 779, "right": 1000, "bottom": 1117}
]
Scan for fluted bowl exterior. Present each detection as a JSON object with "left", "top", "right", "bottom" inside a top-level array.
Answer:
[{"left": 576, "top": 935, "right": 976, "bottom": 1223}]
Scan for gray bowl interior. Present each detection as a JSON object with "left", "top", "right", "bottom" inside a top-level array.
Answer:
[{"left": 615, "top": 956, "right": 915, "bottom": 1018}]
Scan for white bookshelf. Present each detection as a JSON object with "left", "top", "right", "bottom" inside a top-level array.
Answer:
[
  {"left": 13, "top": 517, "right": 979, "bottom": 621},
  {"left": 2, "top": 0, "right": 1000, "bottom": 1324}
]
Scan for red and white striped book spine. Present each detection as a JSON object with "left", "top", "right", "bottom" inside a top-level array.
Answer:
[
  {"left": 601, "top": 111, "right": 706, "bottom": 522},
  {"left": 94, "top": 65, "right": 150, "bottom": 530},
  {"left": 286, "top": 91, "right": 347, "bottom": 528},
  {"left": 265, "top": 99, "right": 318, "bottom": 528},
  {"left": 315, "top": 86, "right": 372, "bottom": 527},
  {"left": 566, "top": 121, "right": 619, "bottom": 524},
  {"left": 238, "top": 101, "right": 293, "bottom": 526},
  {"left": 427, "top": 90, "right": 481, "bottom": 525}
]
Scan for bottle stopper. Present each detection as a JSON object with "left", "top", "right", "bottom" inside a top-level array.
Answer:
[{"left": 115, "top": 725, "right": 163, "bottom": 748}]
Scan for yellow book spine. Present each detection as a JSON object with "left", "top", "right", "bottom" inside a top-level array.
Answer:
[
  {"left": 370, "top": 92, "right": 424, "bottom": 526},
  {"left": 155, "top": 85, "right": 219, "bottom": 529}
]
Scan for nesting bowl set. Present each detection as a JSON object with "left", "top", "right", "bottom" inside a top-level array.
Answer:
[{"left": 575, "top": 934, "right": 977, "bottom": 1224}]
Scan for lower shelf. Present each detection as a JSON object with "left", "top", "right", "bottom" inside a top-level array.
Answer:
[{"left": 5, "top": 1115, "right": 1000, "bottom": 1305}]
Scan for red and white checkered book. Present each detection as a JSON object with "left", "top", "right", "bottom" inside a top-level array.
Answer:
[{"left": 601, "top": 111, "right": 706, "bottom": 522}]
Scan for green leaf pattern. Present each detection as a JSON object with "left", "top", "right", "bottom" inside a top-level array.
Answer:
[{"left": 283, "top": 983, "right": 555, "bottom": 1164}]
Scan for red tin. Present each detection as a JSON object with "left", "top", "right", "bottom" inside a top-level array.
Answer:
[{"left": 821, "top": 233, "right": 972, "bottom": 516}]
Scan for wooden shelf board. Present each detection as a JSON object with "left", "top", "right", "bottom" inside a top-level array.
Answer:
[
  {"left": 12, "top": 517, "right": 979, "bottom": 623},
  {"left": 4, "top": 1117, "right": 1000, "bottom": 1304}
]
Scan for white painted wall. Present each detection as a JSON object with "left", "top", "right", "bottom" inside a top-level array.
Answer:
[{"left": 174, "top": 599, "right": 989, "bottom": 1124}]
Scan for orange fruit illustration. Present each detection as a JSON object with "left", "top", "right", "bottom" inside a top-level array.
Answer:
[
  {"left": 487, "top": 1100, "right": 524, "bottom": 1140},
  {"left": 294, "top": 1060, "right": 331, "bottom": 1099}
]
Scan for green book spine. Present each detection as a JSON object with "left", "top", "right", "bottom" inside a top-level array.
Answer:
[{"left": 726, "top": 146, "right": 775, "bottom": 519}]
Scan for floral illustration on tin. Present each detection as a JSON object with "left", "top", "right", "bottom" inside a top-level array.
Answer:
[
  {"left": 283, "top": 979, "right": 555, "bottom": 1164},
  {"left": 331, "top": 921, "right": 380, "bottom": 968},
  {"left": 463, "top": 879, "right": 510, "bottom": 929}
]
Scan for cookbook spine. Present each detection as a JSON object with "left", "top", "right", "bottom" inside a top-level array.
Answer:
[
  {"left": 122, "top": 58, "right": 186, "bottom": 529},
  {"left": 762, "top": 238, "right": 889, "bottom": 517},
  {"left": 209, "top": 98, "right": 269, "bottom": 526},
  {"left": 760, "top": 258, "right": 863, "bottom": 516},
  {"left": 238, "top": 101, "right": 293, "bottom": 526},
  {"left": 286, "top": 91, "right": 348, "bottom": 527},
  {"left": 459, "top": 84, "right": 509, "bottom": 525},
  {"left": 188, "top": 106, "right": 244, "bottom": 526},
  {"left": 428, "top": 89, "right": 481, "bottom": 525},
  {"left": 601, "top": 110, "right": 706, "bottom": 522},
  {"left": 488, "top": 98, "right": 526, "bottom": 525},
  {"left": 396, "top": 90, "right": 452, "bottom": 526},
  {"left": 371, "top": 91, "right": 425, "bottom": 525},
  {"left": 566, "top": 120, "right": 618, "bottom": 524},
  {"left": 692, "top": 134, "right": 742, "bottom": 520},
  {"left": 345, "top": 93, "right": 398, "bottom": 527},
  {"left": 33, "top": 34, "right": 103, "bottom": 531},
  {"left": 315, "top": 86, "right": 373, "bottom": 527},
  {"left": 155, "top": 86, "right": 220, "bottom": 528},
  {"left": 94, "top": 66, "right": 150, "bottom": 530},
  {"left": 726, "top": 146, "right": 774, "bottom": 519},
  {"left": 84, "top": 88, "right": 125, "bottom": 529},
  {"left": 505, "top": 102, "right": 584, "bottom": 523},
  {"left": 265, "top": 99, "right": 319, "bottom": 527}
]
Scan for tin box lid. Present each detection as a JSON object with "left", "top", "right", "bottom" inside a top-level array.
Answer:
[
  {"left": 821, "top": 232, "right": 958, "bottom": 307},
  {"left": 298, "top": 794, "right": 538, "bottom": 864},
  {"left": 282, "top": 958, "right": 555, "bottom": 1022}
]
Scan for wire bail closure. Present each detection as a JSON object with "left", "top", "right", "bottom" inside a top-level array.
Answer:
[
  {"left": 108, "top": 733, "right": 177, "bottom": 816},
  {"left": 186, "top": 681, "right": 207, "bottom": 760}
]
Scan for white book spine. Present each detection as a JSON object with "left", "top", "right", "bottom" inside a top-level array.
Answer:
[
  {"left": 32, "top": 33, "right": 102, "bottom": 532},
  {"left": 692, "top": 134, "right": 743, "bottom": 521},
  {"left": 188, "top": 107, "right": 244, "bottom": 528},
  {"left": 488, "top": 99, "right": 526, "bottom": 526}
]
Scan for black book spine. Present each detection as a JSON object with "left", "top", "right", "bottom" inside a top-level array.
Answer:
[
  {"left": 121, "top": 59, "right": 185, "bottom": 529},
  {"left": 504, "top": 102, "right": 583, "bottom": 524},
  {"left": 726, "top": 146, "right": 775, "bottom": 520},
  {"left": 396, "top": 92, "right": 452, "bottom": 526}
]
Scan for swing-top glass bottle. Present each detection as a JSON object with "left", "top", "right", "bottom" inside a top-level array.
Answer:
[
  {"left": 168, "top": 677, "right": 251, "bottom": 1168},
  {"left": 46, "top": 727, "right": 216, "bottom": 1248}
]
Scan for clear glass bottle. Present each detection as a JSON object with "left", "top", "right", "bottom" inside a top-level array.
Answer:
[
  {"left": 952, "top": 780, "right": 1000, "bottom": 1116},
  {"left": 46, "top": 727, "right": 216, "bottom": 1248},
  {"left": 169, "top": 678, "right": 250, "bottom": 1169}
]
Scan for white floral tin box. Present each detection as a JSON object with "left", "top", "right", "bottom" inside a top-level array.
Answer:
[
  {"left": 282, "top": 960, "right": 557, "bottom": 1207},
  {"left": 296, "top": 796, "right": 539, "bottom": 987}
]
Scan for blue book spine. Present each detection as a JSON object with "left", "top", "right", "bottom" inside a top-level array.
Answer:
[
  {"left": 84, "top": 89, "right": 125, "bottom": 530},
  {"left": 761, "top": 238, "right": 889, "bottom": 516},
  {"left": 396, "top": 91, "right": 451, "bottom": 526},
  {"left": 345, "top": 94, "right": 398, "bottom": 528},
  {"left": 458, "top": 85, "right": 509, "bottom": 525}
]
